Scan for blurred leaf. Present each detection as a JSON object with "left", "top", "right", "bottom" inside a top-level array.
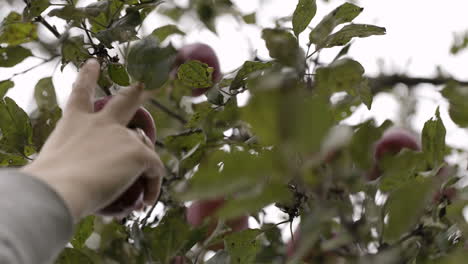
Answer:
[
  {"left": 160, "top": 6, "right": 186, "bottom": 21},
  {"left": 262, "top": 28, "right": 304, "bottom": 68},
  {"left": 384, "top": 177, "right": 434, "bottom": 242},
  {"left": 242, "top": 13, "right": 256, "bottom": 24},
  {"left": 217, "top": 182, "right": 293, "bottom": 219},
  {"left": 332, "top": 43, "right": 352, "bottom": 62},
  {"left": 178, "top": 150, "right": 279, "bottom": 201},
  {"left": 422, "top": 108, "right": 446, "bottom": 168},
  {"left": 441, "top": 82, "right": 468, "bottom": 127},
  {"left": 241, "top": 89, "right": 279, "bottom": 145},
  {"left": 196, "top": 0, "right": 217, "bottom": 33},
  {"left": 71, "top": 216, "right": 95, "bottom": 249},
  {"left": 61, "top": 36, "right": 91, "bottom": 69},
  {"left": 31, "top": 78, "right": 62, "bottom": 151},
  {"left": 23, "top": 0, "right": 50, "bottom": 20},
  {"left": 292, "top": 0, "right": 317, "bottom": 36},
  {"left": 177, "top": 60, "right": 213, "bottom": 89},
  {"left": 164, "top": 130, "right": 206, "bottom": 154},
  {"left": 108, "top": 63, "right": 130, "bottom": 86},
  {"left": 320, "top": 24, "right": 386, "bottom": 48},
  {"left": 349, "top": 119, "right": 392, "bottom": 170},
  {"left": 48, "top": 6, "right": 87, "bottom": 24},
  {"left": 151, "top": 24, "right": 185, "bottom": 42},
  {"left": 309, "top": 3, "right": 363, "bottom": 45},
  {"left": 0, "top": 12, "right": 38, "bottom": 45},
  {"left": 0, "top": 46, "right": 32, "bottom": 67},
  {"left": 316, "top": 58, "right": 371, "bottom": 108},
  {"left": 225, "top": 229, "right": 262, "bottom": 264},
  {"left": 96, "top": 10, "right": 141, "bottom": 47},
  {"left": 0, "top": 80, "right": 14, "bottom": 98},
  {"left": 90, "top": 1, "right": 122, "bottom": 32},
  {"left": 0, "top": 152, "right": 27, "bottom": 167},
  {"left": 379, "top": 151, "right": 427, "bottom": 192},
  {"left": 144, "top": 208, "right": 192, "bottom": 263},
  {"left": 0, "top": 97, "right": 35, "bottom": 156},
  {"left": 281, "top": 91, "right": 335, "bottom": 153},
  {"left": 127, "top": 36, "right": 176, "bottom": 90},
  {"left": 230, "top": 61, "right": 273, "bottom": 91},
  {"left": 55, "top": 248, "right": 93, "bottom": 264}
]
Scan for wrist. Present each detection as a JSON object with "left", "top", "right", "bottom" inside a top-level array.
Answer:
[{"left": 20, "top": 162, "right": 86, "bottom": 222}]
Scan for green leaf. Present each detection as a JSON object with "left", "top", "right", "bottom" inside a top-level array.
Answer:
[
  {"left": 23, "top": 0, "right": 50, "bottom": 20},
  {"left": 292, "top": 0, "right": 317, "bottom": 36},
  {"left": 71, "top": 216, "right": 95, "bottom": 249},
  {"left": 0, "top": 151, "right": 27, "bottom": 167},
  {"left": 178, "top": 150, "right": 279, "bottom": 201},
  {"left": 196, "top": 0, "right": 217, "bottom": 33},
  {"left": 0, "top": 46, "right": 32, "bottom": 67},
  {"left": 230, "top": 61, "right": 273, "bottom": 91},
  {"left": 89, "top": 1, "right": 122, "bottom": 32},
  {"left": 225, "top": 229, "right": 262, "bottom": 264},
  {"left": 56, "top": 248, "right": 93, "bottom": 263},
  {"left": 34, "top": 78, "right": 57, "bottom": 111},
  {"left": 242, "top": 13, "right": 256, "bottom": 24},
  {"left": 216, "top": 182, "right": 293, "bottom": 219},
  {"left": 144, "top": 208, "right": 192, "bottom": 263},
  {"left": 177, "top": 60, "right": 213, "bottom": 88},
  {"left": 379, "top": 151, "right": 427, "bottom": 192},
  {"left": 127, "top": 36, "right": 176, "bottom": 90},
  {"left": 422, "top": 108, "right": 446, "bottom": 168},
  {"left": 164, "top": 130, "right": 206, "bottom": 154},
  {"left": 0, "top": 12, "right": 38, "bottom": 45},
  {"left": 262, "top": 28, "right": 304, "bottom": 68},
  {"left": 441, "top": 82, "right": 468, "bottom": 127},
  {"left": 0, "top": 80, "right": 14, "bottom": 98},
  {"left": 96, "top": 10, "right": 141, "bottom": 47},
  {"left": 61, "top": 36, "right": 91, "bottom": 69},
  {"left": 309, "top": 3, "right": 363, "bottom": 45},
  {"left": 0, "top": 97, "right": 35, "bottom": 156},
  {"left": 315, "top": 58, "right": 371, "bottom": 109},
  {"left": 349, "top": 120, "right": 392, "bottom": 170},
  {"left": 384, "top": 177, "right": 434, "bottom": 242},
  {"left": 151, "top": 24, "right": 185, "bottom": 42},
  {"left": 31, "top": 78, "right": 62, "bottom": 151},
  {"left": 48, "top": 6, "right": 87, "bottom": 23},
  {"left": 320, "top": 24, "right": 386, "bottom": 48},
  {"left": 108, "top": 64, "right": 130, "bottom": 86}
]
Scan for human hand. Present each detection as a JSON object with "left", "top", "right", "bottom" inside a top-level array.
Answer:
[{"left": 21, "top": 59, "right": 165, "bottom": 221}]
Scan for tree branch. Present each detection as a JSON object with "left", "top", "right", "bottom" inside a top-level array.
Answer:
[
  {"left": 368, "top": 74, "right": 468, "bottom": 94},
  {"left": 34, "top": 16, "right": 61, "bottom": 39},
  {"left": 149, "top": 98, "right": 188, "bottom": 125}
]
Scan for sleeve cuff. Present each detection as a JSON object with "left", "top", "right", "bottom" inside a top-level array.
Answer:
[{"left": 0, "top": 169, "right": 73, "bottom": 264}]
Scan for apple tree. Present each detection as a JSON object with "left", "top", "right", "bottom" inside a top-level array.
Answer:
[{"left": 1, "top": 0, "right": 468, "bottom": 263}]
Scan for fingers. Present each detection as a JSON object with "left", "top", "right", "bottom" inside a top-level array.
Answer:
[
  {"left": 102, "top": 83, "right": 151, "bottom": 125},
  {"left": 66, "top": 59, "right": 100, "bottom": 114},
  {"left": 141, "top": 149, "right": 165, "bottom": 205},
  {"left": 143, "top": 176, "right": 163, "bottom": 205}
]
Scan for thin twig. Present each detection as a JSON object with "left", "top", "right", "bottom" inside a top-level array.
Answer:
[
  {"left": 369, "top": 74, "right": 468, "bottom": 94},
  {"left": 149, "top": 98, "right": 187, "bottom": 125},
  {"left": 34, "top": 16, "right": 61, "bottom": 39},
  {"left": 10, "top": 56, "right": 59, "bottom": 79}
]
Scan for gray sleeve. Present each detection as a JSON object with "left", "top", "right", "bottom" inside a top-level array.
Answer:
[{"left": 0, "top": 169, "right": 73, "bottom": 264}]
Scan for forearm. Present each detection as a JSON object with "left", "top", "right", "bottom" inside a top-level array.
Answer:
[{"left": 0, "top": 169, "right": 73, "bottom": 264}]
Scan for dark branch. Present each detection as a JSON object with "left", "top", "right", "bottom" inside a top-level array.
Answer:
[
  {"left": 34, "top": 16, "right": 61, "bottom": 39},
  {"left": 149, "top": 98, "right": 188, "bottom": 125},
  {"left": 368, "top": 74, "right": 468, "bottom": 94}
]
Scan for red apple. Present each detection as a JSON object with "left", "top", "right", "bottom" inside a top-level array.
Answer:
[
  {"left": 368, "top": 128, "right": 420, "bottom": 181},
  {"left": 172, "top": 43, "right": 221, "bottom": 96},
  {"left": 94, "top": 96, "right": 157, "bottom": 217},
  {"left": 433, "top": 187, "right": 457, "bottom": 203},
  {"left": 374, "top": 128, "right": 420, "bottom": 162},
  {"left": 186, "top": 198, "right": 249, "bottom": 250}
]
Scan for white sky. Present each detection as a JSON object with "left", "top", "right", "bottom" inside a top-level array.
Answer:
[{"left": 3, "top": 0, "right": 468, "bottom": 241}]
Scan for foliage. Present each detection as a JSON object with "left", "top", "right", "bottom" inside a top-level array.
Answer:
[{"left": 1, "top": 0, "right": 467, "bottom": 263}]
